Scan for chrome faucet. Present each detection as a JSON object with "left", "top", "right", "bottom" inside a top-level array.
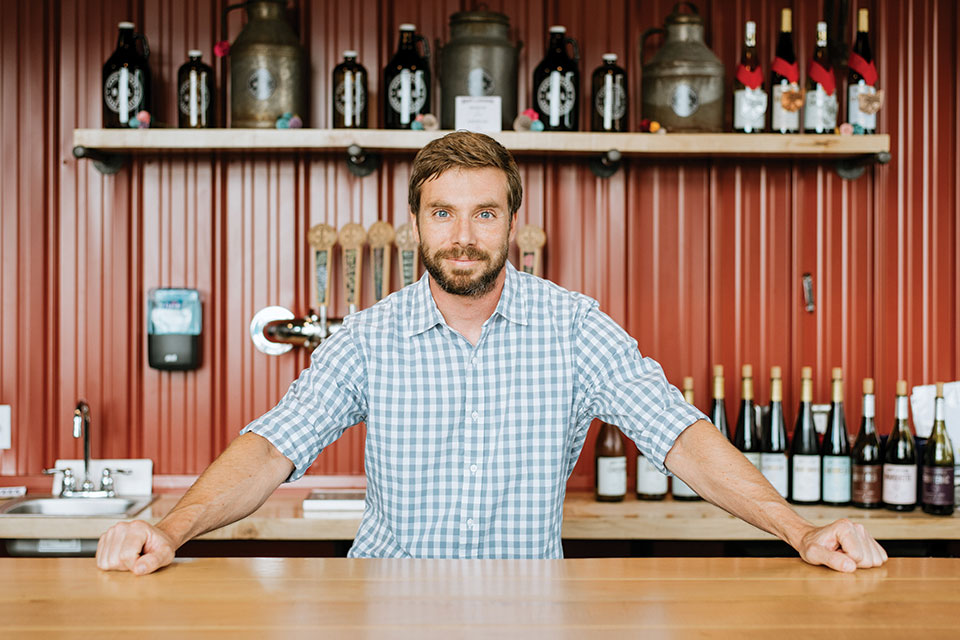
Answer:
[{"left": 74, "top": 401, "right": 94, "bottom": 492}]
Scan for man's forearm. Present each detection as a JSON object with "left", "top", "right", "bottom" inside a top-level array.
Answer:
[
  {"left": 664, "top": 420, "right": 814, "bottom": 549},
  {"left": 155, "top": 432, "right": 295, "bottom": 548}
]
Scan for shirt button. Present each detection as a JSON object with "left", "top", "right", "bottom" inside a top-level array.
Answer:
[
  {"left": 471, "top": 357, "right": 478, "bottom": 366},
  {"left": 469, "top": 464, "right": 478, "bottom": 473},
  {"left": 471, "top": 411, "right": 479, "bottom": 421},
  {"left": 467, "top": 518, "right": 475, "bottom": 529}
]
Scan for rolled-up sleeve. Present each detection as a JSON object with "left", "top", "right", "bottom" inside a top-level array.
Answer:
[
  {"left": 575, "top": 304, "right": 707, "bottom": 475},
  {"left": 240, "top": 322, "right": 368, "bottom": 481}
]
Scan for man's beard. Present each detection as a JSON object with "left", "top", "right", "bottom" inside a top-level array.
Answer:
[{"left": 420, "top": 238, "right": 509, "bottom": 298}]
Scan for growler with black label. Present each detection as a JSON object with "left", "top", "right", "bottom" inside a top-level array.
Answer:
[
  {"left": 532, "top": 26, "right": 580, "bottom": 131},
  {"left": 102, "top": 22, "right": 151, "bottom": 128},
  {"left": 332, "top": 51, "right": 368, "bottom": 128},
  {"left": 177, "top": 50, "right": 215, "bottom": 128},
  {"left": 383, "top": 24, "right": 430, "bottom": 129}
]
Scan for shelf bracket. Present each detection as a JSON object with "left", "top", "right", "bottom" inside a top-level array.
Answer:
[
  {"left": 345, "top": 144, "right": 380, "bottom": 177},
  {"left": 73, "top": 146, "right": 125, "bottom": 175},
  {"left": 588, "top": 149, "right": 622, "bottom": 178},
  {"left": 835, "top": 150, "right": 891, "bottom": 180}
]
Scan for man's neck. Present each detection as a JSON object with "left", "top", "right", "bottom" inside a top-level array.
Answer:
[{"left": 428, "top": 268, "right": 507, "bottom": 346}]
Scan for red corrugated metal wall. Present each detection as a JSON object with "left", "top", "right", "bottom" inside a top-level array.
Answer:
[{"left": 1, "top": 0, "right": 957, "bottom": 491}]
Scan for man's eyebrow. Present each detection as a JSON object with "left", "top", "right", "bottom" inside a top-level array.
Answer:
[{"left": 424, "top": 201, "right": 503, "bottom": 210}]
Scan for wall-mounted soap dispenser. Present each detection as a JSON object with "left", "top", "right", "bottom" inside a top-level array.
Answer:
[{"left": 147, "top": 288, "right": 202, "bottom": 371}]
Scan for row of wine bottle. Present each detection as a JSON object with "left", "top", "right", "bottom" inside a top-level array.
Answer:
[{"left": 595, "top": 367, "right": 955, "bottom": 516}]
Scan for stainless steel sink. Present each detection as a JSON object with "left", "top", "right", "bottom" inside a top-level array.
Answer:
[{"left": 0, "top": 495, "right": 156, "bottom": 517}]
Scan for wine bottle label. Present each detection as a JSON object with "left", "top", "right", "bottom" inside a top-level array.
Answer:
[
  {"left": 335, "top": 74, "right": 367, "bottom": 125},
  {"left": 670, "top": 83, "right": 699, "bottom": 118},
  {"left": 597, "top": 456, "right": 627, "bottom": 497},
  {"left": 672, "top": 477, "right": 698, "bottom": 498},
  {"left": 104, "top": 68, "right": 144, "bottom": 120},
  {"left": 803, "top": 86, "right": 838, "bottom": 132},
  {"left": 742, "top": 451, "right": 761, "bottom": 470},
  {"left": 637, "top": 456, "right": 668, "bottom": 495},
  {"left": 882, "top": 463, "right": 917, "bottom": 505},
  {"left": 247, "top": 67, "right": 277, "bottom": 101},
  {"left": 388, "top": 70, "right": 427, "bottom": 121},
  {"left": 760, "top": 453, "right": 788, "bottom": 497},
  {"left": 822, "top": 456, "right": 852, "bottom": 502},
  {"left": 771, "top": 83, "right": 800, "bottom": 131},
  {"left": 922, "top": 467, "right": 955, "bottom": 506},
  {"left": 848, "top": 83, "right": 877, "bottom": 130},
  {"left": 594, "top": 76, "right": 626, "bottom": 130},
  {"left": 537, "top": 72, "right": 576, "bottom": 127},
  {"left": 791, "top": 454, "right": 821, "bottom": 502},
  {"left": 852, "top": 464, "right": 882, "bottom": 503},
  {"left": 733, "top": 88, "right": 767, "bottom": 132}
]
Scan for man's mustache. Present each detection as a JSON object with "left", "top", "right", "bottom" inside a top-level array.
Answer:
[{"left": 434, "top": 247, "right": 490, "bottom": 261}]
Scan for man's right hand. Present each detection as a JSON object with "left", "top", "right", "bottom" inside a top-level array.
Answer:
[{"left": 96, "top": 520, "right": 176, "bottom": 575}]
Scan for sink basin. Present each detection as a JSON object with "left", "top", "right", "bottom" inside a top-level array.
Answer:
[{"left": 0, "top": 495, "right": 156, "bottom": 517}]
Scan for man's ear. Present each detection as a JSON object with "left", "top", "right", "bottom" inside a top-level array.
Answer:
[
  {"left": 508, "top": 212, "right": 518, "bottom": 242},
  {"left": 410, "top": 210, "right": 420, "bottom": 244}
]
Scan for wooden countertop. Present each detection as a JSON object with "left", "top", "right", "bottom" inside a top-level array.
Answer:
[
  {"left": 1, "top": 491, "right": 957, "bottom": 541},
  {"left": 2, "top": 557, "right": 956, "bottom": 636}
]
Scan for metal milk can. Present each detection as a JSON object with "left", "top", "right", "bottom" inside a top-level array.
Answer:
[
  {"left": 438, "top": 10, "right": 520, "bottom": 130},
  {"left": 223, "top": 0, "right": 307, "bottom": 128},
  {"left": 640, "top": 2, "right": 724, "bottom": 131}
]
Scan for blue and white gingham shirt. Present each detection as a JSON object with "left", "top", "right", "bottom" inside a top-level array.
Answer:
[{"left": 243, "top": 261, "right": 705, "bottom": 558}]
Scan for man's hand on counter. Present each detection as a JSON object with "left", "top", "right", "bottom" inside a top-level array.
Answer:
[
  {"left": 795, "top": 518, "right": 888, "bottom": 573},
  {"left": 96, "top": 520, "right": 176, "bottom": 575}
]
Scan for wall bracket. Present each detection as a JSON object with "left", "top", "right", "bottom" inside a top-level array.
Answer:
[
  {"left": 835, "top": 150, "right": 891, "bottom": 180},
  {"left": 588, "top": 149, "right": 622, "bottom": 178},
  {"left": 346, "top": 144, "right": 380, "bottom": 177},
  {"left": 73, "top": 146, "right": 125, "bottom": 174}
]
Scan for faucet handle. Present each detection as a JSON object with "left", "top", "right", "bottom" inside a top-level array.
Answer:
[
  {"left": 99, "top": 468, "right": 131, "bottom": 496},
  {"left": 42, "top": 468, "right": 76, "bottom": 496}
]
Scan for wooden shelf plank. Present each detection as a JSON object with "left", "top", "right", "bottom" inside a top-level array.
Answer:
[{"left": 73, "top": 128, "right": 890, "bottom": 157}]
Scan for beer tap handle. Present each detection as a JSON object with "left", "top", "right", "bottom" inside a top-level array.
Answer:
[
  {"left": 338, "top": 223, "right": 367, "bottom": 315},
  {"left": 367, "top": 221, "right": 396, "bottom": 303},
  {"left": 394, "top": 222, "right": 420, "bottom": 289},
  {"left": 308, "top": 223, "right": 338, "bottom": 329},
  {"left": 516, "top": 224, "right": 547, "bottom": 278}
]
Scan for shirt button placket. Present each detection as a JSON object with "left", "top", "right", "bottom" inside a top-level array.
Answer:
[{"left": 460, "top": 345, "right": 483, "bottom": 557}]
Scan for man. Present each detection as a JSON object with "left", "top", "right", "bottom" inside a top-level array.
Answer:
[{"left": 97, "top": 131, "right": 886, "bottom": 574}]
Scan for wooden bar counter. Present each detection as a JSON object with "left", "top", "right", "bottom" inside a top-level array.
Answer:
[{"left": 1, "top": 557, "right": 957, "bottom": 637}]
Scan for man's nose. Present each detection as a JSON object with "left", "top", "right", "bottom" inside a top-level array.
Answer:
[{"left": 452, "top": 215, "right": 476, "bottom": 246}]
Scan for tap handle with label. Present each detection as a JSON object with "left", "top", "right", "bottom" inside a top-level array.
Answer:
[
  {"left": 338, "top": 223, "right": 367, "bottom": 315},
  {"left": 394, "top": 222, "right": 420, "bottom": 288},
  {"left": 367, "top": 221, "right": 395, "bottom": 302}
]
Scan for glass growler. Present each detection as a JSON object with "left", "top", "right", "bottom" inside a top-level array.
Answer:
[
  {"left": 177, "top": 50, "right": 215, "bottom": 128},
  {"left": 383, "top": 24, "right": 431, "bottom": 129},
  {"left": 591, "top": 54, "right": 627, "bottom": 132},
  {"left": 532, "top": 26, "right": 580, "bottom": 131},
  {"left": 102, "top": 22, "right": 151, "bottom": 128},
  {"left": 333, "top": 51, "right": 368, "bottom": 128}
]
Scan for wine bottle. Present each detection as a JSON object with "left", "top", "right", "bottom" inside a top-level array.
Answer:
[
  {"left": 760, "top": 366, "right": 789, "bottom": 498},
  {"left": 821, "top": 367, "right": 852, "bottom": 505},
  {"left": 803, "top": 21, "right": 838, "bottom": 134},
  {"left": 102, "top": 22, "right": 151, "bottom": 128},
  {"left": 383, "top": 24, "right": 430, "bottom": 129},
  {"left": 790, "top": 367, "right": 821, "bottom": 504},
  {"left": 177, "top": 50, "right": 214, "bottom": 128},
  {"left": 922, "top": 382, "right": 955, "bottom": 515},
  {"left": 734, "top": 365, "right": 761, "bottom": 469},
  {"left": 710, "top": 365, "right": 730, "bottom": 440},
  {"left": 852, "top": 378, "right": 882, "bottom": 508},
  {"left": 672, "top": 377, "right": 702, "bottom": 501},
  {"left": 595, "top": 421, "right": 626, "bottom": 502},
  {"left": 636, "top": 449, "right": 668, "bottom": 500},
  {"left": 770, "top": 9, "right": 801, "bottom": 134},
  {"left": 533, "top": 26, "right": 581, "bottom": 131},
  {"left": 733, "top": 21, "right": 766, "bottom": 133},
  {"left": 847, "top": 8, "right": 878, "bottom": 133},
  {"left": 883, "top": 380, "right": 917, "bottom": 511},
  {"left": 590, "top": 53, "right": 627, "bottom": 132},
  {"left": 332, "top": 50, "right": 368, "bottom": 128}
]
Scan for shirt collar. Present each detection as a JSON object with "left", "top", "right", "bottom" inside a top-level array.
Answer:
[{"left": 404, "top": 261, "right": 529, "bottom": 337}]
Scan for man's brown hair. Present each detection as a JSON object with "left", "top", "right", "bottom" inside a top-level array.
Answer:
[{"left": 408, "top": 131, "right": 522, "bottom": 217}]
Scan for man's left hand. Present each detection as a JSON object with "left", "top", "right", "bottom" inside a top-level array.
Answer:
[{"left": 796, "top": 519, "right": 888, "bottom": 572}]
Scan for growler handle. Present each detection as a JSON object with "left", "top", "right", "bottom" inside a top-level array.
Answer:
[
  {"left": 134, "top": 31, "right": 150, "bottom": 60},
  {"left": 220, "top": 1, "right": 249, "bottom": 50},
  {"left": 415, "top": 34, "right": 431, "bottom": 60},
  {"left": 639, "top": 27, "right": 665, "bottom": 66},
  {"left": 564, "top": 36, "right": 580, "bottom": 62}
]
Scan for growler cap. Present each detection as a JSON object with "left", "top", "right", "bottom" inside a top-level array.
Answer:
[
  {"left": 549, "top": 25, "right": 566, "bottom": 33},
  {"left": 602, "top": 53, "right": 618, "bottom": 62},
  {"left": 745, "top": 21, "right": 757, "bottom": 36},
  {"left": 343, "top": 50, "right": 358, "bottom": 58},
  {"left": 896, "top": 380, "right": 908, "bottom": 395},
  {"left": 399, "top": 23, "right": 416, "bottom": 31},
  {"left": 188, "top": 49, "right": 202, "bottom": 58},
  {"left": 118, "top": 21, "right": 135, "bottom": 29}
]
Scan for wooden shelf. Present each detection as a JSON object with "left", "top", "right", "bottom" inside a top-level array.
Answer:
[{"left": 73, "top": 128, "right": 889, "bottom": 158}]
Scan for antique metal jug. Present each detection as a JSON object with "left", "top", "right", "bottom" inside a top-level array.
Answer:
[
  {"left": 640, "top": 2, "right": 724, "bottom": 131},
  {"left": 223, "top": 0, "right": 307, "bottom": 128},
  {"left": 438, "top": 10, "right": 520, "bottom": 130}
]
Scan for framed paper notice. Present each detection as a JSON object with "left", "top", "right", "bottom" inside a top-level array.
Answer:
[{"left": 454, "top": 96, "right": 502, "bottom": 133}]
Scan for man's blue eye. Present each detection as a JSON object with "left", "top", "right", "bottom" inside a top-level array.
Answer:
[
  {"left": 434, "top": 210, "right": 449, "bottom": 218},
  {"left": 478, "top": 211, "right": 494, "bottom": 219}
]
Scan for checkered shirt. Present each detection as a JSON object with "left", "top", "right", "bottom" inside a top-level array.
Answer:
[{"left": 242, "top": 261, "right": 705, "bottom": 558}]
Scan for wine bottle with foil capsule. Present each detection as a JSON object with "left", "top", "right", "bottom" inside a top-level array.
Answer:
[
  {"left": 383, "top": 24, "right": 430, "bottom": 129},
  {"left": 533, "top": 26, "right": 580, "bottom": 131},
  {"left": 733, "top": 20, "right": 766, "bottom": 133},
  {"left": 671, "top": 377, "right": 701, "bottom": 501},
  {"left": 851, "top": 378, "right": 882, "bottom": 508},
  {"left": 883, "top": 380, "right": 917, "bottom": 512},
  {"left": 803, "top": 21, "right": 838, "bottom": 133},
  {"left": 848, "top": 8, "right": 879, "bottom": 133},
  {"left": 595, "top": 422, "right": 626, "bottom": 502},
  {"left": 734, "top": 365, "right": 761, "bottom": 469},
  {"left": 710, "top": 365, "right": 730, "bottom": 440},
  {"left": 770, "top": 9, "right": 800, "bottom": 133},
  {"left": 332, "top": 51, "right": 368, "bottom": 128},
  {"left": 177, "top": 50, "right": 215, "bottom": 128},
  {"left": 591, "top": 53, "right": 627, "bottom": 132},
  {"left": 821, "top": 368, "right": 852, "bottom": 506},
  {"left": 922, "top": 382, "right": 954, "bottom": 516},
  {"left": 790, "top": 367, "right": 821, "bottom": 504},
  {"left": 102, "top": 21, "right": 151, "bottom": 128},
  {"left": 760, "top": 366, "right": 788, "bottom": 498}
]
